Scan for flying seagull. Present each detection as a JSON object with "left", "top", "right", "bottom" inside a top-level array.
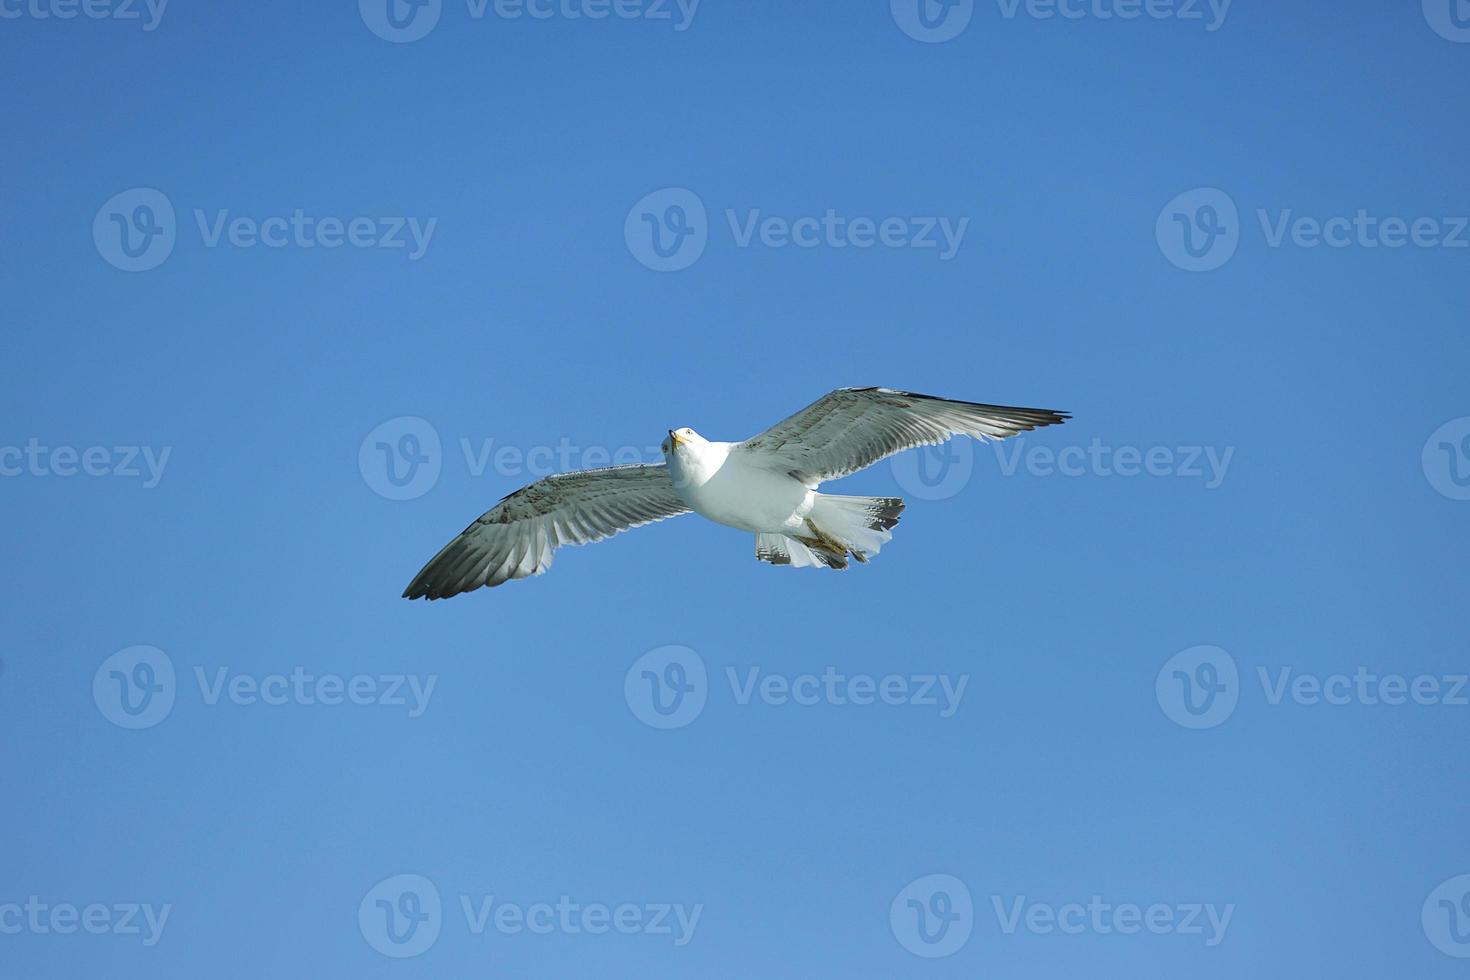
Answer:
[{"left": 402, "top": 387, "right": 1068, "bottom": 599}]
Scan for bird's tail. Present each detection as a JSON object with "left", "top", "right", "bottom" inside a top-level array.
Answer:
[{"left": 754, "top": 494, "right": 905, "bottom": 570}]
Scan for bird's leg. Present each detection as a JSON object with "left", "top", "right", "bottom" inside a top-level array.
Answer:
[{"left": 801, "top": 519, "right": 862, "bottom": 565}]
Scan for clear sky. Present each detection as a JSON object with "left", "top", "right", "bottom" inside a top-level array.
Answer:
[{"left": 3, "top": 1, "right": 1469, "bottom": 977}]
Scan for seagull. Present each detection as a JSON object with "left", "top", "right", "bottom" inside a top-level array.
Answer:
[{"left": 402, "top": 387, "right": 1068, "bottom": 599}]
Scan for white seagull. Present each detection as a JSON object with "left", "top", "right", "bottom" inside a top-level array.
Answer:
[{"left": 402, "top": 387, "right": 1068, "bottom": 599}]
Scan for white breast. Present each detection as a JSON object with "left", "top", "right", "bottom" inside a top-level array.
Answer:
[{"left": 670, "top": 441, "right": 812, "bottom": 533}]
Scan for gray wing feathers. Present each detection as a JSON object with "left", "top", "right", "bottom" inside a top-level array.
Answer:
[
  {"left": 736, "top": 387, "right": 1069, "bottom": 484},
  {"left": 402, "top": 463, "right": 689, "bottom": 599}
]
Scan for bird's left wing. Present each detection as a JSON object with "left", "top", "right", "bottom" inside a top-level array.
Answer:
[
  {"left": 735, "top": 387, "right": 1070, "bottom": 485},
  {"left": 402, "top": 463, "right": 690, "bottom": 599}
]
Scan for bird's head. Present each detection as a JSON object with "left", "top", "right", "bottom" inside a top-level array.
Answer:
[{"left": 661, "top": 426, "right": 704, "bottom": 458}]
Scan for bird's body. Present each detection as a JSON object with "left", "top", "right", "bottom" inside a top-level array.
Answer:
[
  {"left": 402, "top": 387, "right": 1069, "bottom": 599},
  {"left": 665, "top": 435, "right": 813, "bottom": 534}
]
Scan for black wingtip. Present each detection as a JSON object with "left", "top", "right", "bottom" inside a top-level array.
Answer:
[{"left": 848, "top": 387, "right": 1071, "bottom": 428}]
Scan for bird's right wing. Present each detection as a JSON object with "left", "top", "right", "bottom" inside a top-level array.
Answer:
[
  {"left": 735, "top": 387, "right": 1069, "bottom": 485},
  {"left": 402, "top": 463, "right": 690, "bottom": 599}
]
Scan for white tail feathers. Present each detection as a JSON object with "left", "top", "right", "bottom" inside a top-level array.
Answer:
[{"left": 754, "top": 494, "right": 905, "bottom": 570}]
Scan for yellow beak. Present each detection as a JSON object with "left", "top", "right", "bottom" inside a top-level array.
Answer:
[{"left": 668, "top": 429, "right": 682, "bottom": 447}]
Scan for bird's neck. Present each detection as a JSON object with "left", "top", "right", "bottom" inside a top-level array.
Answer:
[{"left": 673, "top": 441, "right": 729, "bottom": 485}]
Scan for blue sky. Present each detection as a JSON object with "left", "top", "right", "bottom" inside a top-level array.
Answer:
[{"left": 3, "top": 1, "right": 1469, "bottom": 976}]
